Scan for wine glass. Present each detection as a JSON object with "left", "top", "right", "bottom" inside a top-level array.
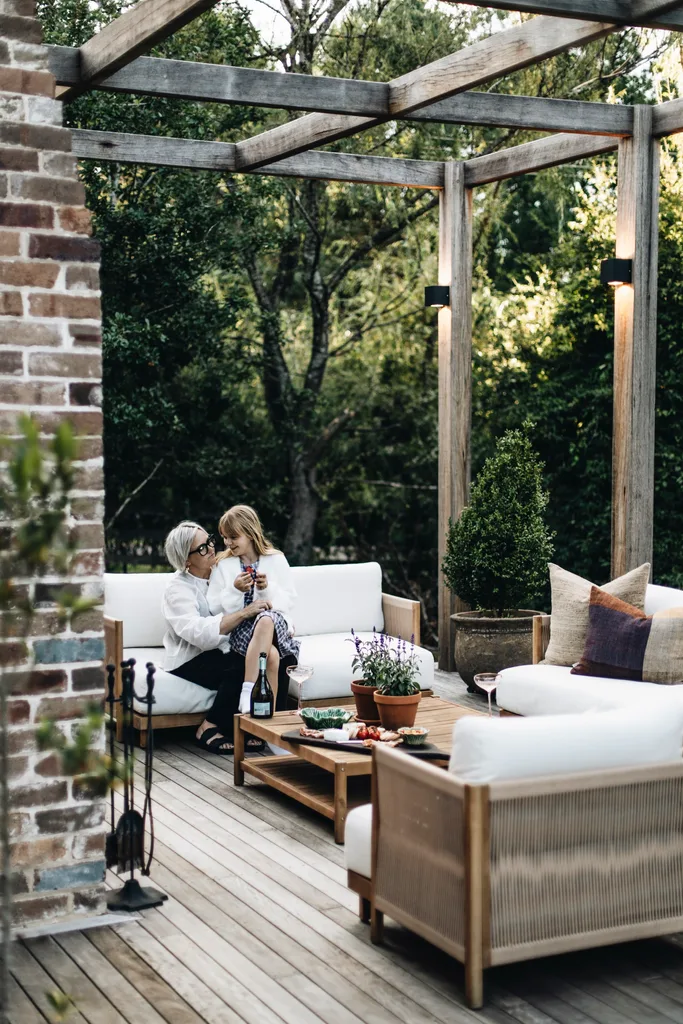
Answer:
[
  {"left": 473, "top": 672, "right": 499, "bottom": 718},
  {"left": 286, "top": 664, "right": 314, "bottom": 713}
]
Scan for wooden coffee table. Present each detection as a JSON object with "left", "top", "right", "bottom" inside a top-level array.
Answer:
[{"left": 234, "top": 696, "right": 482, "bottom": 842}]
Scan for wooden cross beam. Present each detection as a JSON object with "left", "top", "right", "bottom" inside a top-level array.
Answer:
[
  {"left": 48, "top": 45, "right": 633, "bottom": 137},
  {"left": 232, "top": 16, "right": 615, "bottom": 171},
  {"left": 446, "top": 0, "right": 683, "bottom": 30},
  {"left": 58, "top": 0, "right": 222, "bottom": 102},
  {"left": 464, "top": 131, "right": 619, "bottom": 184}
]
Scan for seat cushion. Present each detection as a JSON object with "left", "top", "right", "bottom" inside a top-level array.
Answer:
[
  {"left": 344, "top": 803, "right": 372, "bottom": 878},
  {"left": 124, "top": 648, "right": 215, "bottom": 716},
  {"left": 645, "top": 582, "right": 683, "bottom": 615},
  {"left": 290, "top": 563, "right": 383, "bottom": 637},
  {"left": 105, "top": 572, "right": 172, "bottom": 648},
  {"left": 449, "top": 706, "right": 683, "bottom": 784},
  {"left": 292, "top": 632, "right": 435, "bottom": 701},
  {"left": 496, "top": 663, "right": 683, "bottom": 716}
]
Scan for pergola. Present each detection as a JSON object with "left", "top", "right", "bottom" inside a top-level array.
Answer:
[{"left": 48, "top": 0, "right": 683, "bottom": 668}]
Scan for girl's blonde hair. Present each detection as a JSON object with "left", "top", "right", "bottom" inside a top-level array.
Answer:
[{"left": 216, "top": 505, "right": 277, "bottom": 561}]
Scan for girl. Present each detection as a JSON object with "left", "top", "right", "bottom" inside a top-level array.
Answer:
[{"left": 207, "top": 505, "right": 299, "bottom": 712}]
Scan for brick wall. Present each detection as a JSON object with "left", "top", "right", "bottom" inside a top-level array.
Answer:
[{"left": 0, "top": 0, "right": 106, "bottom": 926}]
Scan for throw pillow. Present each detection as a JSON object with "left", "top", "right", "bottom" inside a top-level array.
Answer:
[
  {"left": 571, "top": 586, "right": 683, "bottom": 684},
  {"left": 543, "top": 562, "right": 650, "bottom": 667}
]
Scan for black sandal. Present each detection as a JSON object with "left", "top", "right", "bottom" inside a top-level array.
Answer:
[{"left": 196, "top": 727, "right": 234, "bottom": 755}]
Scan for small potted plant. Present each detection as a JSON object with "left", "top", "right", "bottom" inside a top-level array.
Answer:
[
  {"left": 374, "top": 637, "right": 422, "bottom": 729},
  {"left": 349, "top": 629, "right": 391, "bottom": 724},
  {"left": 442, "top": 423, "right": 554, "bottom": 690}
]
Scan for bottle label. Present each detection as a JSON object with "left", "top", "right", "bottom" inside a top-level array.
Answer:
[{"left": 253, "top": 702, "right": 271, "bottom": 717}]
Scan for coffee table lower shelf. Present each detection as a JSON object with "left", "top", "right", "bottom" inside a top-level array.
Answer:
[{"left": 240, "top": 755, "right": 370, "bottom": 841}]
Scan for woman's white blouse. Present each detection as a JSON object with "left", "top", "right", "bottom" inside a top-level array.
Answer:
[
  {"left": 162, "top": 570, "right": 231, "bottom": 671},
  {"left": 207, "top": 551, "right": 297, "bottom": 631}
]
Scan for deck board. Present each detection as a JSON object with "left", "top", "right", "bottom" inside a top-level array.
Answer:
[{"left": 11, "top": 674, "right": 683, "bottom": 1024}]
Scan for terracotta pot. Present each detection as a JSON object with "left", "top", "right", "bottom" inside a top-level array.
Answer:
[
  {"left": 451, "top": 609, "right": 542, "bottom": 692},
  {"left": 350, "top": 680, "right": 380, "bottom": 724},
  {"left": 374, "top": 691, "right": 421, "bottom": 730}
]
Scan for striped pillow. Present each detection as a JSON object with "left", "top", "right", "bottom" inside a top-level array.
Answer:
[{"left": 571, "top": 586, "right": 683, "bottom": 684}]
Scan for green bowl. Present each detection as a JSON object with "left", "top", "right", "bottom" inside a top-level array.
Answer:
[
  {"left": 398, "top": 726, "right": 429, "bottom": 747},
  {"left": 299, "top": 707, "right": 355, "bottom": 730}
]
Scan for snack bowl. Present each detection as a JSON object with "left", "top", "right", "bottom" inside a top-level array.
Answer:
[
  {"left": 299, "top": 707, "right": 355, "bottom": 730},
  {"left": 397, "top": 726, "right": 429, "bottom": 746}
]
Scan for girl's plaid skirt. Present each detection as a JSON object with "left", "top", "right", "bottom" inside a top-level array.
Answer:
[{"left": 229, "top": 609, "right": 301, "bottom": 662}]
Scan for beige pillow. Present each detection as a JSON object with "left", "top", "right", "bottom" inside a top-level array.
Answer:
[{"left": 543, "top": 562, "right": 650, "bottom": 666}]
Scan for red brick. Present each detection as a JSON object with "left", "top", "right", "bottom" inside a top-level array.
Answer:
[
  {"left": 73, "top": 464, "right": 103, "bottom": 490},
  {"left": 36, "top": 804, "right": 103, "bottom": 834},
  {"left": 1, "top": 642, "right": 27, "bottom": 668},
  {"left": 69, "top": 381, "right": 101, "bottom": 406},
  {"left": 0, "top": 320, "right": 61, "bottom": 346},
  {"left": 8, "top": 611, "right": 63, "bottom": 637},
  {"left": 0, "top": 68, "right": 53, "bottom": 97},
  {"left": 73, "top": 888, "right": 104, "bottom": 913},
  {"left": 3, "top": 0, "right": 37, "bottom": 16},
  {"left": 0, "top": 291, "right": 23, "bottom": 315},
  {"left": 69, "top": 324, "right": 101, "bottom": 346},
  {"left": 0, "top": 230, "right": 20, "bottom": 255},
  {"left": 41, "top": 152, "right": 76, "bottom": 177},
  {"left": 12, "top": 894, "right": 69, "bottom": 924},
  {"left": 0, "top": 380, "right": 64, "bottom": 405},
  {"left": 71, "top": 550, "right": 103, "bottom": 575},
  {"left": 10, "top": 781, "right": 68, "bottom": 808},
  {"left": 9, "top": 812, "right": 31, "bottom": 839},
  {"left": 70, "top": 496, "right": 104, "bottom": 520},
  {"left": 71, "top": 666, "right": 104, "bottom": 693},
  {"left": 8, "top": 729, "right": 36, "bottom": 756},
  {"left": 70, "top": 523, "right": 104, "bottom": 549},
  {"left": 8, "top": 699, "right": 29, "bottom": 725},
  {"left": 11, "top": 174, "right": 84, "bottom": 206},
  {"left": 30, "top": 409, "right": 103, "bottom": 436},
  {"left": 0, "top": 14, "right": 41, "bottom": 42},
  {"left": 6, "top": 668, "right": 67, "bottom": 695},
  {"left": 0, "top": 39, "right": 9, "bottom": 60},
  {"left": 0, "top": 260, "right": 59, "bottom": 287},
  {"left": 34, "top": 752, "right": 63, "bottom": 777},
  {"left": 70, "top": 609, "right": 103, "bottom": 635},
  {"left": 0, "top": 349, "right": 23, "bottom": 374},
  {"left": 28, "top": 233, "right": 99, "bottom": 262},
  {"left": 35, "top": 694, "right": 99, "bottom": 721},
  {"left": 11, "top": 836, "right": 67, "bottom": 868},
  {"left": 0, "top": 201, "right": 53, "bottom": 228},
  {"left": 58, "top": 206, "right": 92, "bottom": 235},
  {"left": 29, "top": 351, "right": 100, "bottom": 378},
  {"left": 30, "top": 293, "right": 101, "bottom": 320},
  {"left": 73, "top": 438, "right": 102, "bottom": 459},
  {"left": 66, "top": 265, "right": 99, "bottom": 291},
  {"left": 15, "top": 126, "right": 71, "bottom": 152},
  {"left": 72, "top": 832, "right": 104, "bottom": 859},
  {"left": 0, "top": 147, "right": 39, "bottom": 172},
  {"left": 8, "top": 756, "right": 29, "bottom": 780}
]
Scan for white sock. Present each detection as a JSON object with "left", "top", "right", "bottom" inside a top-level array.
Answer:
[{"left": 239, "top": 681, "right": 255, "bottom": 714}]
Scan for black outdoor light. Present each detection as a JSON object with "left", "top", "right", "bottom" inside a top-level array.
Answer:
[
  {"left": 424, "top": 285, "right": 450, "bottom": 307},
  {"left": 600, "top": 258, "right": 633, "bottom": 287}
]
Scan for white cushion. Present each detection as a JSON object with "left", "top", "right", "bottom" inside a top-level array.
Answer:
[
  {"left": 645, "top": 583, "right": 683, "bottom": 615},
  {"left": 290, "top": 563, "right": 383, "bottom": 637},
  {"left": 449, "top": 706, "right": 683, "bottom": 784},
  {"left": 496, "top": 663, "right": 683, "bottom": 717},
  {"left": 292, "top": 632, "right": 435, "bottom": 701},
  {"left": 105, "top": 572, "right": 172, "bottom": 648},
  {"left": 344, "top": 803, "right": 372, "bottom": 878},
  {"left": 124, "top": 647, "right": 215, "bottom": 717}
]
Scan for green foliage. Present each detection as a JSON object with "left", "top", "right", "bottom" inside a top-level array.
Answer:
[
  {"left": 45, "top": 990, "right": 75, "bottom": 1024},
  {"left": 349, "top": 630, "right": 420, "bottom": 695},
  {"left": 442, "top": 425, "right": 554, "bottom": 617}
]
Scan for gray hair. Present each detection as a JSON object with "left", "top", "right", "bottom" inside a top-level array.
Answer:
[{"left": 164, "top": 520, "right": 206, "bottom": 572}]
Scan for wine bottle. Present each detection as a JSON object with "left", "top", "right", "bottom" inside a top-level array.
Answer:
[{"left": 250, "top": 651, "right": 274, "bottom": 719}]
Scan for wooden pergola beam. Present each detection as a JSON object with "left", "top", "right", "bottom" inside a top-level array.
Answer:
[
  {"left": 449, "top": 0, "right": 683, "bottom": 31},
  {"left": 58, "top": 0, "right": 221, "bottom": 102},
  {"left": 48, "top": 44, "right": 633, "bottom": 137},
  {"left": 653, "top": 97, "right": 683, "bottom": 137},
  {"left": 69, "top": 129, "right": 445, "bottom": 188},
  {"left": 233, "top": 15, "right": 614, "bottom": 171},
  {"left": 464, "top": 131, "right": 618, "bottom": 185}
]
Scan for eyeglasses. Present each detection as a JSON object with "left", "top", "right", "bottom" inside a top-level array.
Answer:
[{"left": 188, "top": 535, "right": 216, "bottom": 557}]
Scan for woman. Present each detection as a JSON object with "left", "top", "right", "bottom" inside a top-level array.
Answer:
[{"left": 162, "top": 520, "right": 271, "bottom": 754}]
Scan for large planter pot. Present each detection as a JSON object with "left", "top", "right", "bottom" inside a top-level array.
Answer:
[
  {"left": 451, "top": 609, "right": 542, "bottom": 692},
  {"left": 374, "top": 691, "right": 421, "bottom": 730},
  {"left": 350, "top": 680, "right": 380, "bottom": 724}
]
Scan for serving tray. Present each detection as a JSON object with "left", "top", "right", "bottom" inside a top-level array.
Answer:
[{"left": 280, "top": 728, "right": 449, "bottom": 760}]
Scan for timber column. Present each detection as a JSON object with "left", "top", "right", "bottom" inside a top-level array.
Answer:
[
  {"left": 438, "top": 161, "right": 473, "bottom": 669},
  {"left": 612, "top": 105, "right": 659, "bottom": 578}
]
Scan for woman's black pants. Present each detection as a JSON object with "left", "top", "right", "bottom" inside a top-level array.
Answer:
[{"left": 170, "top": 649, "right": 296, "bottom": 737}]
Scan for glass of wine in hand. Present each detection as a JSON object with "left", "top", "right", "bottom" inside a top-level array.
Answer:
[
  {"left": 286, "top": 664, "right": 314, "bottom": 713},
  {"left": 473, "top": 673, "right": 499, "bottom": 718}
]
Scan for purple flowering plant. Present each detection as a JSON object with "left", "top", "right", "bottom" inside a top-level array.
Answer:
[{"left": 348, "top": 628, "right": 420, "bottom": 696}]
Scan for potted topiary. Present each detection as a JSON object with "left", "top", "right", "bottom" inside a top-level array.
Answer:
[
  {"left": 441, "top": 423, "right": 554, "bottom": 691},
  {"left": 373, "top": 637, "right": 422, "bottom": 730}
]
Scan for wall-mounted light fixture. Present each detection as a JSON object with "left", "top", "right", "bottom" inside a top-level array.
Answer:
[
  {"left": 600, "top": 258, "right": 633, "bottom": 287},
  {"left": 424, "top": 285, "right": 450, "bottom": 307}
]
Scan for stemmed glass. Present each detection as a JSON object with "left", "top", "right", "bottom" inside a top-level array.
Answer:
[
  {"left": 286, "top": 664, "right": 314, "bottom": 713},
  {"left": 473, "top": 673, "right": 499, "bottom": 718}
]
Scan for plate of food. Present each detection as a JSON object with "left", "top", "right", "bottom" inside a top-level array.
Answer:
[{"left": 281, "top": 721, "right": 447, "bottom": 758}]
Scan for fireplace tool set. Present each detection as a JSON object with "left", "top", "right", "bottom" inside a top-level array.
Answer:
[{"left": 105, "top": 658, "right": 167, "bottom": 911}]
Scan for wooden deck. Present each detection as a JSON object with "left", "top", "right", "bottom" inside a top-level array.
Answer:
[{"left": 10, "top": 673, "right": 683, "bottom": 1024}]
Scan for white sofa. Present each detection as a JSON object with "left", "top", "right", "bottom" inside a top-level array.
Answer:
[
  {"left": 496, "top": 582, "right": 683, "bottom": 717},
  {"left": 103, "top": 561, "right": 435, "bottom": 742}
]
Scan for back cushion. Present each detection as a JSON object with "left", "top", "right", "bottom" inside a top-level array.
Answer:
[
  {"left": 645, "top": 583, "right": 683, "bottom": 615},
  {"left": 449, "top": 706, "right": 683, "bottom": 783},
  {"left": 291, "top": 563, "right": 383, "bottom": 636},
  {"left": 104, "top": 572, "right": 172, "bottom": 647}
]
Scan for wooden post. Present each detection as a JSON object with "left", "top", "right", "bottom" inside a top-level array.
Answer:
[
  {"left": 438, "top": 161, "right": 473, "bottom": 670},
  {"left": 612, "top": 105, "right": 659, "bottom": 578}
]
